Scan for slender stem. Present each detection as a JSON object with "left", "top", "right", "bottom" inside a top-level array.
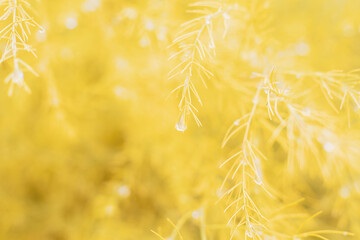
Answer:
[
  {"left": 12, "top": 0, "right": 18, "bottom": 71},
  {"left": 243, "top": 82, "right": 262, "bottom": 145}
]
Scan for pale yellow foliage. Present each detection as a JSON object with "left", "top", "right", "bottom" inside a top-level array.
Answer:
[{"left": 0, "top": 1, "right": 359, "bottom": 240}]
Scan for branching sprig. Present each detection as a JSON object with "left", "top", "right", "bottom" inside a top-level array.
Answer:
[
  {"left": 249, "top": 69, "right": 342, "bottom": 174},
  {"left": 252, "top": 69, "right": 360, "bottom": 175},
  {"left": 169, "top": 1, "right": 237, "bottom": 131},
  {"left": 283, "top": 70, "right": 360, "bottom": 116},
  {"left": 312, "top": 70, "right": 360, "bottom": 113},
  {"left": 0, "top": 0, "right": 43, "bottom": 96},
  {"left": 220, "top": 82, "right": 274, "bottom": 239},
  {"left": 151, "top": 207, "right": 208, "bottom": 240},
  {"left": 220, "top": 69, "right": 354, "bottom": 239}
]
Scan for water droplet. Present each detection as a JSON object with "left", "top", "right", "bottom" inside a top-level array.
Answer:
[
  {"left": 13, "top": 69, "right": 24, "bottom": 84},
  {"left": 176, "top": 113, "right": 187, "bottom": 132},
  {"left": 234, "top": 119, "right": 240, "bottom": 126},
  {"left": 25, "top": 44, "right": 31, "bottom": 51},
  {"left": 206, "top": 16, "right": 211, "bottom": 25},
  {"left": 255, "top": 176, "right": 262, "bottom": 185},
  {"left": 323, "top": 142, "right": 335, "bottom": 153},
  {"left": 209, "top": 41, "right": 215, "bottom": 49},
  {"left": 245, "top": 230, "right": 253, "bottom": 238},
  {"left": 192, "top": 210, "right": 200, "bottom": 219},
  {"left": 36, "top": 29, "right": 47, "bottom": 42}
]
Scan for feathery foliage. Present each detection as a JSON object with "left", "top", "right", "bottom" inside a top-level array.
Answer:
[{"left": 0, "top": 0, "right": 359, "bottom": 240}]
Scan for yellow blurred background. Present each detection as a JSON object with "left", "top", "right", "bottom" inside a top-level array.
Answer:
[{"left": 0, "top": 0, "right": 359, "bottom": 239}]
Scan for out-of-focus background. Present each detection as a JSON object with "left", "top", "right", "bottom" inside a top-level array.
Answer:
[{"left": 0, "top": 0, "right": 360, "bottom": 239}]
